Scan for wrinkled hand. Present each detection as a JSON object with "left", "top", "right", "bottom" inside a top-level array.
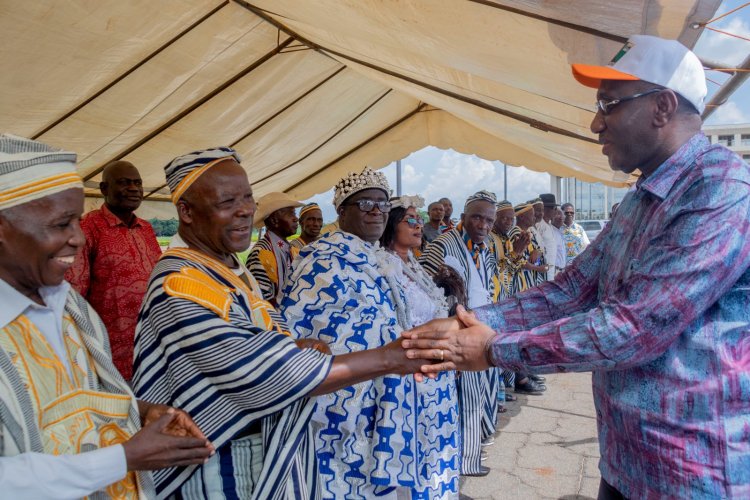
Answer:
[
  {"left": 295, "top": 338, "right": 332, "bottom": 355},
  {"left": 402, "top": 306, "right": 497, "bottom": 374},
  {"left": 124, "top": 410, "right": 214, "bottom": 471},
  {"left": 512, "top": 231, "right": 530, "bottom": 255},
  {"left": 380, "top": 337, "right": 441, "bottom": 378},
  {"left": 140, "top": 401, "right": 208, "bottom": 440},
  {"left": 400, "top": 316, "right": 461, "bottom": 381}
]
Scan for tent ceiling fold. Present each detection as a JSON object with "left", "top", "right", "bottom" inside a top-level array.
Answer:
[{"left": 0, "top": 0, "right": 721, "bottom": 204}]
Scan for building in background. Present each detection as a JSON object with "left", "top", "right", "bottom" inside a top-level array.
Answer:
[
  {"left": 703, "top": 123, "right": 750, "bottom": 163},
  {"left": 560, "top": 178, "right": 629, "bottom": 221}
]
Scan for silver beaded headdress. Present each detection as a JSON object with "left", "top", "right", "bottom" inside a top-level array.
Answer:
[
  {"left": 333, "top": 167, "right": 391, "bottom": 209},
  {"left": 390, "top": 194, "right": 425, "bottom": 210}
]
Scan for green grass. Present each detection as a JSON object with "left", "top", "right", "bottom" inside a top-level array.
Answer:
[{"left": 157, "top": 234, "right": 259, "bottom": 263}]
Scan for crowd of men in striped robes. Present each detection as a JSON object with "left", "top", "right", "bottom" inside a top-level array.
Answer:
[{"left": 0, "top": 130, "right": 592, "bottom": 498}]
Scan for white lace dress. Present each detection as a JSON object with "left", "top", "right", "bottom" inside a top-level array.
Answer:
[{"left": 380, "top": 250, "right": 460, "bottom": 499}]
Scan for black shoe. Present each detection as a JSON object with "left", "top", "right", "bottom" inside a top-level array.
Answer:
[
  {"left": 515, "top": 379, "right": 546, "bottom": 394},
  {"left": 529, "top": 374, "right": 546, "bottom": 383},
  {"left": 463, "top": 466, "right": 491, "bottom": 477}
]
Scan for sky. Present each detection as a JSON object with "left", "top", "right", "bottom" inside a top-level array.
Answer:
[{"left": 304, "top": 1, "right": 750, "bottom": 223}]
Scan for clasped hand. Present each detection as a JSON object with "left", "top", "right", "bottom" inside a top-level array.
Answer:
[
  {"left": 401, "top": 305, "right": 497, "bottom": 377},
  {"left": 123, "top": 401, "right": 215, "bottom": 471}
]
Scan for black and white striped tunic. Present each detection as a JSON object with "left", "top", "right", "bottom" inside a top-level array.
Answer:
[{"left": 133, "top": 247, "right": 332, "bottom": 499}]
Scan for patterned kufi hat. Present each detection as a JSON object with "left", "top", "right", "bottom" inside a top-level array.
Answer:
[
  {"left": 514, "top": 202, "right": 533, "bottom": 215},
  {"left": 464, "top": 190, "right": 497, "bottom": 211},
  {"left": 299, "top": 202, "right": 321, "bottom": 219},
  {"left": 390, "top": 194, "right": 425, "bottom": 210},
  {"left": 333, "top": 167, "right": 391, "bottom": 209},
  {"left": 0, "top": 134, "right": 82, "bottom": 211},
  {"left": 164, "top": 146, "right": 242, "bottom": 204},
  {"left": 496, "top": 200, "right": 513, "bottom": 211}
]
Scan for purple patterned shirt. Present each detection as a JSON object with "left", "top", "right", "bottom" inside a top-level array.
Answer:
[{"left": 475, "top": 133, "right": 750, "bottom": 499}]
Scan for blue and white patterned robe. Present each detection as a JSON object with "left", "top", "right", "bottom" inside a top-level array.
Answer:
[
  {"left": 133, "top": 247, "right": 332, "bottom": 499},
  {"left": 280, "top": 231, "right": 420, "bottom": 498}
]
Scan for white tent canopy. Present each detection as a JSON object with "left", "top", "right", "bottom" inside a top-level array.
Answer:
[{"left": 1, "top": 0, "right": 720, "bottom": 214}]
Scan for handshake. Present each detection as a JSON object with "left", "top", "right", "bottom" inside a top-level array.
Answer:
[{"left": 398, "top": 305, "right": 499, "bottom": 377}]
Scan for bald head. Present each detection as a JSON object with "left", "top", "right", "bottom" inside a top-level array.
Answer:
[{"left": 100, "top": 160, "right": 143, "bottom": 221}]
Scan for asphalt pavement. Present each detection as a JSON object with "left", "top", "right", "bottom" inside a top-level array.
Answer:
[{"left": 461, "top": 372, "right": 601, "bottom": 500}]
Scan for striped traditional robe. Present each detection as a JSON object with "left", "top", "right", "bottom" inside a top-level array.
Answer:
[
  {"left": 246, "top": 231, "right": 298, "bottom": 306},
  {"left": 419, "top": 228, "right": 500, "bottom": 474},
  {"left": 508, "top": 226, "right": 546, "bottom": 294},
  {"left": 0, "top": 288, "right": 155, "bottom": 499},
  {"left": 490, "top": 229, "right": 526, "bottom": 300},
  {"left": 133, "top": 247, "right": 332, "bottom": 499}
]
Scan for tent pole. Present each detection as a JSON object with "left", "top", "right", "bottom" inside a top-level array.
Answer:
[
  {"left": 503, "top": 163, "right": 507, "bottom": 201},
  {"left": 396, "top": 159, "right": 402, "bottom": 197}
]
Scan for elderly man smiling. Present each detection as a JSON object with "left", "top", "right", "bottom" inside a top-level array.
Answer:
[
  {"left": 0, "top": 135, "right": 213, "bottom": 498},
  {"left": 132, "top": 151, "right": 431, "bottom": 499}
]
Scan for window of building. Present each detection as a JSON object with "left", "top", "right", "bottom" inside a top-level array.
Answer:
[
  {"left": 718, "top": 134, "right": 734, "bottom": 147},
  {"left": 743, "top": 154, "right": 750, "bottom": 161},
  {"left": 741, "top": 134, "right": 750, "bottom": 146}
]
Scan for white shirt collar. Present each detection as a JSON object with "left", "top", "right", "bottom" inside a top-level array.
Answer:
[{"left": 0, "top": 278, "right": 70, "bottom": 329}]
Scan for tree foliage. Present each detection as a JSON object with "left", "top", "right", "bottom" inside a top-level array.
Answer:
[{"left": 149, "top": 218, "right": 179, "bottom": 237}]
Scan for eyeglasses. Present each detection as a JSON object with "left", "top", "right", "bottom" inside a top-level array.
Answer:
[
  {"left": 341, "top": 199, "right": 392, "bottom": 213},
  {"left": 402, "top": 217, "right": 424, "bottom": 228},
  {"left": 596, "top": 88, "right": 662, "bottom": 115},
  {"left": 564, "top": 211, "right": 574, "bottom": 216}
]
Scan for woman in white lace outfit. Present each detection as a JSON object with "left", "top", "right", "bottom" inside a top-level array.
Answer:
[{"left": 378, "top": 195, "right": 460, "bottom": 499}]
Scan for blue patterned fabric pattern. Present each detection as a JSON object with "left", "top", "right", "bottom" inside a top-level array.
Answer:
[
  {"left": 378, "top": 250, "right": 460, "bottom": 499},
  {"left": 281, "top": 231, "right": 424, "bottom": 498}
]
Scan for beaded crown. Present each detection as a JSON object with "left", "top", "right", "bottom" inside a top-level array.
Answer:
[{"left": 333, "top": 167, "right": 391, "bottom": 209}]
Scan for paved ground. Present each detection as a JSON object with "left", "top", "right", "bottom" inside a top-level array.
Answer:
[{"left": 461, "top": 372, "right": 601, "bottom": 500}]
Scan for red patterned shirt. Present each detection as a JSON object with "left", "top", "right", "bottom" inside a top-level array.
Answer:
[{"left": 65, "top": 204, "right": 162, "bottom": 380}]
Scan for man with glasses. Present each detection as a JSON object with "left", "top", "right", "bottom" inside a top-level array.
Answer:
[
  {"left": 65, "top": 160, "right": 162, "bottom": 381},
  {"left": 281, "top": 168, "right": 436, "bottom": 498},
  {"left": 560, "top": 202, "right": 590, "bottom": 265},
  {"left": 403, "top": 35, "right": 750, "bottom": 499}
]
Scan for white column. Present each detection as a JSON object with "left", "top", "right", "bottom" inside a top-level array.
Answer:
[{"left": 550, "top": 175, "right": 562, "bottom": 200}]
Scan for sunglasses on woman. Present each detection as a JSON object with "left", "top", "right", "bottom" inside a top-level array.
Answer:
[{"left": 402, "top": 217, "right": 424, "bottom": 228}]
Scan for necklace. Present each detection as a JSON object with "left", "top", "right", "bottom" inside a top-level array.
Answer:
[{"left": 376, "top": 248, "right": 448, "bottom": 328}]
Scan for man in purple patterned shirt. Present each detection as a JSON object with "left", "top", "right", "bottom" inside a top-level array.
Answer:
[{"left": 403, "top": 35, "right": 750, "bottom": 499}]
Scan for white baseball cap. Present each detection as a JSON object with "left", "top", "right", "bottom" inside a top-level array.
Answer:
[{"left": 572, "top": 35, "right": 707, "bottom": 113}]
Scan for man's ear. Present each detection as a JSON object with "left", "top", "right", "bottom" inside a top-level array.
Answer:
[
  {"left": 460, "top": 213, "right": 466, "bottom": 224},
  {"left": 653, "top": 89, "right": 679, "bottom": 127},
  {"left": 176, "top": 199, "right": 193, "bottom": 225},
  {"left": 99, "top": 181, "right": 108, "bottom": 198}
]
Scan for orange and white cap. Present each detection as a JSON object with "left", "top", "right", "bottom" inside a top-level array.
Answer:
[
  {"left": 0, "top": 134, "right": 82, "bottom": 211},
  {"left": 572, "top": 35, "right": 706, "bottom": 113}
]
